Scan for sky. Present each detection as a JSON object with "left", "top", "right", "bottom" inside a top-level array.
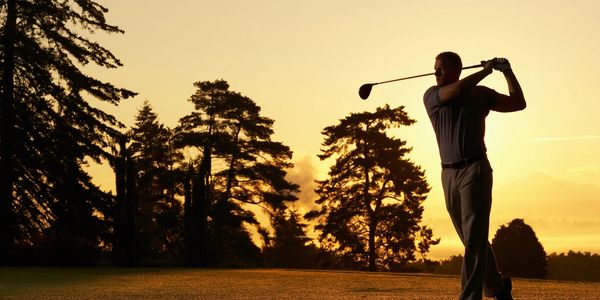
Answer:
[{"left": 86, "top": 0, "right": 600, "bottom": 259}]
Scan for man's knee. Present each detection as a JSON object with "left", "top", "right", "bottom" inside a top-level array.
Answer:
[{"left": 461, "top": 220, "right": 489, "bottom": 247}]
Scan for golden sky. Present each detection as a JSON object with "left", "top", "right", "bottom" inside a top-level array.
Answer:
[{"left": 87, "top": 0, "right": 600, "bottom": 259}]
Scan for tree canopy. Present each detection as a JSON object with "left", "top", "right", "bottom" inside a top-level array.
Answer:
[
  {"left": 492, "top": 218, "right": 547, "bottom": 278},
  {"left": 306, "top": 104, "right": 438, "bottom": 271},
  {"left": 175, "top": 80, "right": 299, "bottom": 266},
  {"left": 0, "top": 0, "right": 135, "bottom": 263},
  {"left": 261, "top": 209, "right": 317, "bottom": 268},
  {"left": 127, "top": 101, "right": 183, "bottom": 264}
]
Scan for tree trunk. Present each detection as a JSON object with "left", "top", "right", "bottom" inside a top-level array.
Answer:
[
  {"left": 197, "top": 145, "right": 211, "bottom": 265},
  {"left": 361, "top": 140, "right": 377, "bottom": 271},
  {"left": 124, "top": 151, "right": 138, "bottom": 266},
  {"left": 185, "top": 144, "right": 212, "bottom": 266},
  {"left": 224, "top": 125, "right": 242, "bottom": 201},
  {"left": 368, "top": 221, "right": 377, "bottom": 271},
  {"left": 113, "top": 139, "right": 126, "bottom": 265},
  {"left": 183, "top": 164, "right": 193, "bottom": 264},
  {"left": 187, "top": 162, "right": 204, "bottom": 265},
  {"left": 0, "top": 0, "right": 18, "bottom": 262},
  {"left": 113, "top": 139, "right": 137, "bottom": 266}
]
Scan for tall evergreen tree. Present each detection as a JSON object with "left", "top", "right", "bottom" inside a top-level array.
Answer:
[
  {"left": 0, "top": 0, "right": 135, "bottom": 262},
  {"left": 175, "top": 80, "right": 299, "bottom": 266},
  {"left": 129, "top": 101, "right": 183, "bottom": 264},
  {"left": 306, "top": 104, "right": 438, "bottom": 271}
]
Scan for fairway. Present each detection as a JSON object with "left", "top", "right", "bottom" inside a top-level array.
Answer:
[{"left": 1, "top": 268, "right": 599, "bottom": 299}]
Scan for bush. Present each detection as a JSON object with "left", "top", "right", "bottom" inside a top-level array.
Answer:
[
  {"left": 547, "top": 251, "right": 600, "bottom": 282},
  {"left": 492, "top": 219, "right": 547, "bottom": 278},
  {"left": 12, "top": 231, "right": 101, "bottom": 266},
  {"left": 433, "top": 255, "right": 462, "bottom": 275}
]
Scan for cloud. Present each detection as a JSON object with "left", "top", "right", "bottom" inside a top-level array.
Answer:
[
  {"left": 568, "top": 163, "right": 600, "bottom": 177},
  {"left": 532, "top": 135, "right": 600, "bottom": 142},
  {"left": 286, "top": 156, "right": 320, "bottom": 214},
  {"left": 567, "top": 164, "right": 600, "bottom": 187}
]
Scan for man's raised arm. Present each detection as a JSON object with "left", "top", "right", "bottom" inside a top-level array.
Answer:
[{"left": 492, "top": 58, "right": 526, "bottom": 112}]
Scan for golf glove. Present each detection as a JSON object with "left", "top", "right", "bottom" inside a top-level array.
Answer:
[{"left": 494, "top": 58, "right": 511, "bottom": 72}]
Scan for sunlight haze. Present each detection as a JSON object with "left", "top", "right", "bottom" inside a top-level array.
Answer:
[{"left": 87, "top": 0, "right": 600, "bottom": 259}]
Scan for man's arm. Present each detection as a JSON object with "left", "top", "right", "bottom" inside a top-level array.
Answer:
[
  {"left": 437, "top": 60, "right": 495, "bottom": 104},
  {"left": 492, "top": 67, "right": 526, "bottom": 112}
]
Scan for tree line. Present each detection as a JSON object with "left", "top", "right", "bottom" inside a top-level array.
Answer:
[
  {"left": 431, "top": 219, "right": 600, "bottom": 282},
  {"left": 0, "top": 0, "right": 437, "bottom": 270}
]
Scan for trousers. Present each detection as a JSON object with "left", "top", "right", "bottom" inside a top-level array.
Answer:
[{"left": 441, "top": 158, "right": 503, "bottom": 300}]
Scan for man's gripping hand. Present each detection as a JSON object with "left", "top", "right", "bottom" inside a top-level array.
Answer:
[
  {"left": 494, "top": 58, "right": 512, "bottom": 72},
  {"left": 480, "top": 58, "right": 497, "bottom": 72}
]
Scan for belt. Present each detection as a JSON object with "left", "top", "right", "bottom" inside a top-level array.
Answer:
[{"left": 441, "top": 154, "right": 487, "bottom": 169}]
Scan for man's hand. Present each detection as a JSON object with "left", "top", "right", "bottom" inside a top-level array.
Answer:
[
  {"left": 480, "top": 58, "right": 497, "bottom": 73},
  {"left": 494, "top": 58, "right": 511, "bottom": 72}
]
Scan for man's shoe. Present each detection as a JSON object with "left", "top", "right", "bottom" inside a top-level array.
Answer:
[{"left": 495, "top": 277, "right": 513, "bottom": 300}]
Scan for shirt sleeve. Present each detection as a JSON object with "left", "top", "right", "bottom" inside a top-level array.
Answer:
[
  {"left": 423, "top": 86, "right": 442, "bottom": 116},
  {"left": 485, "top": 86, "right": 499, "bottom": 109}
]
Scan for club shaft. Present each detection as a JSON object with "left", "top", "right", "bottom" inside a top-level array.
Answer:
[{"left": 373, "top": 64, "right": 481, "bottom": 86}]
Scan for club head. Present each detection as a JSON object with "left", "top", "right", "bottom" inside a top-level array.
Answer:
[{"left": 358, "top": 84, "right": 373, "bottom": 100}]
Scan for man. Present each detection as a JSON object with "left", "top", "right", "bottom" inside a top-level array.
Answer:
[{"left": 423, "top": 52, "right": 526, "bottom": 300}]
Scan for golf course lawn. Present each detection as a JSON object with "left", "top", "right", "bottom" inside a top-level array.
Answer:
[{"left": 1, "top": 267, "right": 599, "bottom": 299}]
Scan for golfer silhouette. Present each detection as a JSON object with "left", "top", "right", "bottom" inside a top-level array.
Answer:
[{"left": 423, "top": 52, "right": 525, "bottom": 300}]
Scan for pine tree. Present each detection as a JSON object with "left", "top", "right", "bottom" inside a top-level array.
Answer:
[
  {"left": 306, "top": 104, "right": 438, "bottom": 271},
  {"left": 262, "top": 209, "right": 317, "bottom": 268},
  {"left": 175, "top": 80, "right": 299, "bottom": 266},
  {"left": 0, "top": 0, "right": 135, "bottom": 262},
  {"left": 128, "top": 101, "right": 183, "bottom": 264}
]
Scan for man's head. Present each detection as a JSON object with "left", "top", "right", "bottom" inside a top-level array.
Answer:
[{"left": 435, "top": 52, "right": 462, "bottom": 86}]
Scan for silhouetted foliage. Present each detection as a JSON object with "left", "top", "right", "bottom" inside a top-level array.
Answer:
[
  {"left": 492, "top": 219, "right": 547, "bottom": 278},
  {"left": 0, "top": 0, "right": 135, "bottom": 263},
  {"left": 306, "top": 104, "right": 438, "bottom": 271},
  {"left": 388, "top": 258, "right": 439, "bottom": 273},
  {"left": 128, "top": 101, "right": 183, "bottom": 265},
  {"left": 262, "top": 209, "right": 318, "bottom": 268},
  {"left": 175, "top": 80, "right": 299, "bottom": 266},
  {"left": 433, "top": 255, "right": 463, "bottom": 275},
  {"left": 547, "top": 251, "right": 600, "bottom": 282},
  {"left": 431, "top": 250, "right": 600, "bottom": 282}
]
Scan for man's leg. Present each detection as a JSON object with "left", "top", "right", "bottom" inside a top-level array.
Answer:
[
  {"left": 483, "top": 243, "right": 505, "bottom": 297},
  {"left": 441, "top": 169, "right": 470, "bottom": 295},
  {"left": 457, "top": 160, "right": 494, "bottom": 300}
]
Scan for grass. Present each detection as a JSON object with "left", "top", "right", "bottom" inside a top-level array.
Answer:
[{"left": 1, "top": 267, "right": 600, "bottom": 299}]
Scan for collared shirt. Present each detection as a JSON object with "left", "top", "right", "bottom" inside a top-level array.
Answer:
[{"left": 423, "top": 85, "right": 497, "bottom": 164}]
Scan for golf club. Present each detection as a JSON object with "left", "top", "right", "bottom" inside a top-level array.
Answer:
[{"left": 359, "top": 64, "right": 481, "bottom": 100}]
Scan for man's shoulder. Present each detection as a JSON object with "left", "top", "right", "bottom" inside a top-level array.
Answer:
[
  {"left": 424, "top": 85, "right": 437, "bottom": 96},
  {"left": 423, "top": 86, "right": 439, "bottom": 108}
]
